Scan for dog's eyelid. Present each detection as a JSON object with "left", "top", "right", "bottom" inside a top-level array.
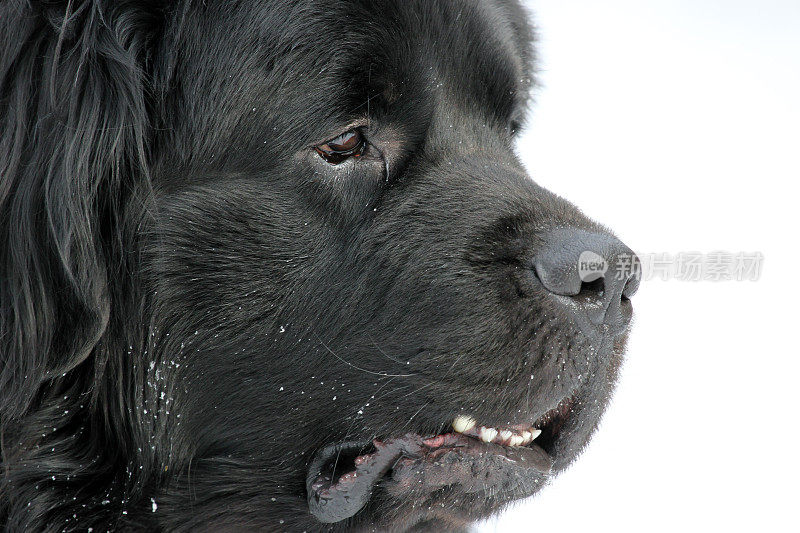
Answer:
[{"left": 311, "top": 119, "right": 370, "bottom": 148}]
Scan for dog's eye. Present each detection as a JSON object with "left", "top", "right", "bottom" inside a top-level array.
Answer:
[{"left": 315, "top": 130, "right": 366, "bottom": 164}]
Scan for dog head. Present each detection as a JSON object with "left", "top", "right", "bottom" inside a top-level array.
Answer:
[{"left": 0, "top": 1, "right": 639, "bottom": 531}]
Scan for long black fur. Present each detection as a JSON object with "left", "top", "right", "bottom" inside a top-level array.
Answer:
[{"left": 1, "top": 1, "right": 630, "bottom": 531}]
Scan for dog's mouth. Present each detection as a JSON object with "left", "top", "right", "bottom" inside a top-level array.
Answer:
[{"left": 306, "top": 393, "right": 578, "bottom": 523}]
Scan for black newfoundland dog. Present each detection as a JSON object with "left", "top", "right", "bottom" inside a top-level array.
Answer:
[{"left": 0, "top": 1, "right": 640, "bottom": 531}]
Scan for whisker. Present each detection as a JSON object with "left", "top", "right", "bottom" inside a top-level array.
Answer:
[
  {"left": 367, "top": 332, "right": 407, "bottom": 365},
  {"left": 314, "top": 333, "right": 415, "bottom": 378},
  {"left": 398, "top": 352, "right": 466, "bottom": 400}
]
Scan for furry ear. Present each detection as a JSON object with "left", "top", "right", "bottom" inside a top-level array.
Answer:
[{"left": 0, "top": 0, "right": 160, "bottom": 419}]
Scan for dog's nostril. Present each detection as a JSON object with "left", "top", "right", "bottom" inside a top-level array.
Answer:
[
  {"left": 578, "top": 278, "right": 605, "bottom": 299},
  {"left": 532, "top": 228, "right": 640, "bottom": 330}
]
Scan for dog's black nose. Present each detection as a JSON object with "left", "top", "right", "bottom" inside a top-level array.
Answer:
[{"left": 533, "top": 228, "right": 641, "bottom": 331}]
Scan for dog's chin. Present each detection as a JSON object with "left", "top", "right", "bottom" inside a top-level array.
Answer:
[{"left": 305, "top": 373, "right": 609, "bottom": 529}]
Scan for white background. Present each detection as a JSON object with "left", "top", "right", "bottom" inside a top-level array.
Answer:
[{"left": 478, "top": 1, "right": 799, "bottom": 531}]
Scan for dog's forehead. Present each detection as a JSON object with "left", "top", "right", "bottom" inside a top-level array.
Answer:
[{"left": 165, "top": 0, "right": 531, "bottom": 151}]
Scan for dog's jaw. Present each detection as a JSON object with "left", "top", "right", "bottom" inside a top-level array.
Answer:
[{"left": 302, "top": 333, "right": 628, "bottom": 530}]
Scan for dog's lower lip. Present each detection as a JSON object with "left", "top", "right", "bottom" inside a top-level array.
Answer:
[
  {"left": 306, "top": 432, "right": 553, "bottom": 523},
  {"left": 306, "top": 439, "right": 399, "bottom": 523},
  {"left": 306, "top": 392, "right": 580, "bottom": 523}
]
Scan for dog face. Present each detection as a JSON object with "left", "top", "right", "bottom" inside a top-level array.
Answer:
[{"left": 0, "top": 1, "right": 639, "bottom": 531}]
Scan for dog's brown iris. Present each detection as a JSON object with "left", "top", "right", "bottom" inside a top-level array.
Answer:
[{"left": 315, "top": 130, "right": 365, "bottom": 164}]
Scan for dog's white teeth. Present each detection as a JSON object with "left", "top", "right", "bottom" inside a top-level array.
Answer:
[
  {"left": 452, "top": 415, "right": 477, "bottom": 433},
  {"left": 454, "top": 421, "right": 540, "bottom": 447},
  {"left": 479, "top": 426, "right": 499, "bottom": 443}
]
